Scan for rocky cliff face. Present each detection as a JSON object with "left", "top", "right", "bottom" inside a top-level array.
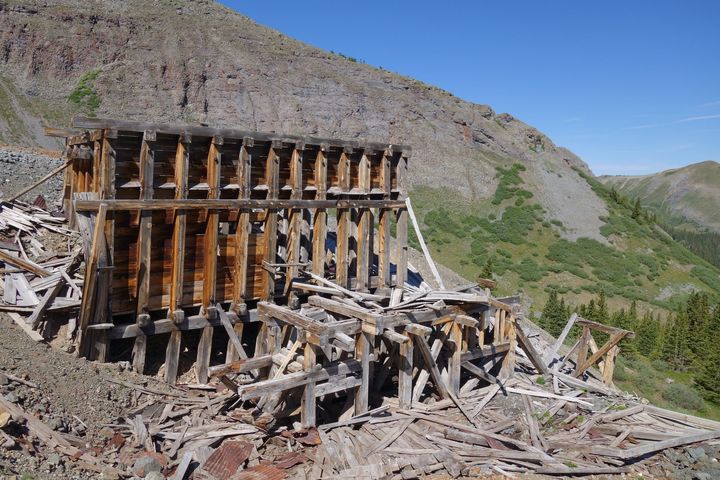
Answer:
[{"left": 0, "top": 0, "right": 606, "bottom": 240}]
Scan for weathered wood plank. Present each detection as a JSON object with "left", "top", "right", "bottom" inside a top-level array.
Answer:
[
  {"left": 168, "top": 134, "right": 190, "bottom": 323},
  {"left": 301, "top": 342, "right": 317, "bottom": 427},
  {"left": 135, "top": 131, "right": 155, "bottom": 324}
]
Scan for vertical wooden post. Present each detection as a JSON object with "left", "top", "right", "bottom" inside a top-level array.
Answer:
[
  {"left": 495, "top": 309, "right": 504, "bottom": 342},
  {"left": 301, "top": 342, "right": 317, "bottom": 427},
  {"left": 132, "top": 130, "right": 156, "bottom": 374},
  {"left": 312, "top": 148, "right": 328, "bottom": 279},
  {"left": 378, "top": 150, "right": 392, "bottom": 288},
  {"left": 229, "top": 137, "right": 252, "bottom": 361},
  {"left": 93, "top": 130, "right": 116, "bottom": 361},
  {"left": 77, "top": 201, "right": 108, "bottom": 359},
  {"left": 449, "top": 321, "right": 463, "bottom": 395},
  {"left": 576, "top": 325, "right": 590, "bottom": 376},
  {"left": 135, "top": 130, "right": 155, "bottom": 319},
  {"left": 394, "top": 152, "right": 409, "bottom": 289},
  {"left": 399, "top": 332, "right": 413, "bottom": 409},
  {"left": 197, "top": 136, "right": 222, "bottom": 384},
  {"left": 499, "top": 314, "right": 517, "bottom": 380},
  {"left": 232, "top": 138, "right": 252, "bottom": 310},
  {"left": 166, "top": 134, "right": 190, "bottom": 384},
  {"left": 165, "top": 330, "right": 182, "bottom": 384},
  {"left": 603, "top": 345, "right": 619, "bottom": 385},
  {"left": 92, "top": 139, "right": 102, "bottom": 193},
  {"left": 202, "top": 136, "right": 222, "bottom": 315},
  {"left": 196, "top": 326, "right": 213, "bottom": 384},
  {"left": 354, "top": 330, "right": 372, "bottom": 415},
  {"left": 262, "top": 142, "right": 280, "bottom": 301},
  {"left": 356, "top": 151, "right": 371, "bottom": 291},
  {"left": 286, "top": 144, "right": 303, "bottom": 303},
  {"left": 169, "top": 134, "right": 191, "bottom": 322},
  {"left": 336, "top": 150, "right": 351, "bottom": 288}
]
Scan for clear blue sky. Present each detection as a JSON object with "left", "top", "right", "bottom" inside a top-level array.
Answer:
[{"left": 221, "top": 1, "right": 720, "bottom": 176}]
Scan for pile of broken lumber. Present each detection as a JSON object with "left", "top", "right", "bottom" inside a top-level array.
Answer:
[
  {"left": 3, "top": 342, "right": 718, "bottom": 479},
  {"left": 0, "top": 200, "right": 82, "bottom": 342}
]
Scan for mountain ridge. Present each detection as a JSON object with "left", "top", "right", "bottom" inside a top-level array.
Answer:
[{"left": 600, "top": 160, "right": 720, "bottom": 232}]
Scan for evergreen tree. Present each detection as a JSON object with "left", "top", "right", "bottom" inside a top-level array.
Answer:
[
  {"left": 480, "top": 258, "right": 493, "bottom": 279},
  {"left": 686, "top": 292, "right": 711, "bottom": 361},
  {"left": 696, "top": 348, "right": 720, "bottom": 403},
  {"left": 660, "top": 310, "right": 691, "bottom": 370},
  {"left": 541, "top": 290, "right": 567, "bottom": 337},
  {"left": 631, "top": 198, "right": 642, "bottom": 221},
  {"left": 635, "top": 311, "right": 659, "bottom": 357},
  {"left": 596, "top": 290, "right": 609, "bottom": 324}
]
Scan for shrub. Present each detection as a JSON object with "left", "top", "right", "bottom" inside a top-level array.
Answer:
[
  {"left": 68, "top": 69, "right": 102, "bottom": 114},
  {"left": 613, "top": 365, "right": 630, "bottom": 382},
  {"left": 662, "top": 384, "right": 705, "bottom": 411},
  {"left": 651, "top": 359, "right": 670, "bottom": 371}
]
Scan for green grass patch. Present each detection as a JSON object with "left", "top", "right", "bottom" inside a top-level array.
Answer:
[{"left": 68, "top": 69, "right": 102, "bottom": 115}]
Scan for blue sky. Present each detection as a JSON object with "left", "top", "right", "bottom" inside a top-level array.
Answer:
[{"left": 221, "top": 1, "right": 720, "bottom": 176}]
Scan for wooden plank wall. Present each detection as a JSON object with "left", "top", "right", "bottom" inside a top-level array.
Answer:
[{"left": 64, "top": 121, "right": 411, "bottom": 365}]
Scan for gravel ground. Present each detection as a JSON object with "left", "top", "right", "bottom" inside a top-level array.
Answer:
[
  {"left": 0, "top": 313, "right": 180, "bottom": 479},
  {"left": 0, "top": 147, "right": 65, "bottom": 207}
]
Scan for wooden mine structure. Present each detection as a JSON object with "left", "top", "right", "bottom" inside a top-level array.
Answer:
[{"left": 62, "top": 117, "right": 519, "bottom": 427}]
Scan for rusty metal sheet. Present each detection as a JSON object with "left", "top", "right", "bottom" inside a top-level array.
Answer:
[{"left": 202, "top": 440, "right": 254, "bottom": 479}]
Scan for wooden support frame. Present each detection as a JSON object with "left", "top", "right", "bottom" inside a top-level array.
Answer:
[{"left": 62, "top": 118, "right": 415, "bottom": 381}]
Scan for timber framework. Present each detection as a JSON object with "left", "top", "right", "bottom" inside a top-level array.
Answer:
[{"left": 58, "top": 117, "right": 520, "bottom": 426}]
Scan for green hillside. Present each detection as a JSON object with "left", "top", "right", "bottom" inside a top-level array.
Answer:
[
  {"left": 600, "top": 161, "right": 720, "bottom": 232},
  {"left": 410, "top": 162, "right": 720, "bottom": 314}
]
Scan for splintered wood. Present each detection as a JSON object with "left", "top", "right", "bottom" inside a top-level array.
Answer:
[
  {"left": 0, "top": 200, "right": 82, "bottom": 340},
  {"left": 22, "top": 325, "right": 717, "bottom": 479},
  {"left": 0, "top": 118, "right": 716, "bottom": 478}
]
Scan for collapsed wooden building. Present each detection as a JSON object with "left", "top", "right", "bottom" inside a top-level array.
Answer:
[{"left": 56, "top": 117, "right": 524, "bottom": 427}]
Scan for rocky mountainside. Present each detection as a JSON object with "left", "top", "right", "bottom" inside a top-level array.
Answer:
[
  {"left": 600, "top": 161, "right": 720, "bottom": 232},
  {"left": 1, "top": 0, "right": 719, "bottom": 313}
]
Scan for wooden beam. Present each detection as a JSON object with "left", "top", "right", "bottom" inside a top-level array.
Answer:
[
  {"left": 196, "top": 324, "right": 213, "bottom": 384},
  {"left": 77, "top": 202, "right": 107, "bottom": 358},
  {"left": 0, "top": 250, "right": 51, "bottom": 278},
  {"left": 232, "top": 139, "right": 251, "bottom": 315},
  {"left": 545, "top": 313, "right": 577, "bottom": 366},
  {"left": 262, "top": 145, "right": 279, "bottom": 301},
  {"left": 499, "top": 315, "right": 517, "bottom": 380},
  {"left": 311, "top": 149, "right": 328, "bottom": 280},
  {"left": 168, "top": 134, "right": 190, "bottom": 323},
  {"left": 448, "top": 321, "right": 463, "bottom": 395},
  {"left": 72, "top": 116, "right": 412, "bottom": 154},
  {"left": 406, "top": 197, "right": 444, "bottom": 289},
  {"left": 286, "top": 147, "right": 303, "bottom": 301},
  {"left": 356, "top": 152, "right": 371, "bottom": 291},
  {"left": 576, "top": 325, "right": 590, "bottom": 375},
  {"left": 301, "top": 342, "right": 317, "bottom": 427},
  {"left": 515, "top": 320, "right": 550, "bottom": 376},
  {"left": 165, "top": 329, "right": 182, "bottom": 384},
  {"left": 5, "top": 159, "right": 72, "bottom": 203},
  {"left": 575, "top": 331, "right": 627, "bottom": 377},
  {"left": 411, "top": 332, "right": 450, "bottom": 400},
  {"left": 354, "top": 331, "right": 372, "bottom": 415},
  {"left": 398, "top": 331, "right": 413, "bottom": 408},
  {"left": 335, "top": 152, "right": 351, "bottom": 288},
  {"left": 135, "top": 131, "right": 155, "bottom": 326},
  {"left": 72, "top": 198, "right": 407, "bottom": 212},
  {"left": 202, "top": 136, "right": 222, "bottom": 314}
]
